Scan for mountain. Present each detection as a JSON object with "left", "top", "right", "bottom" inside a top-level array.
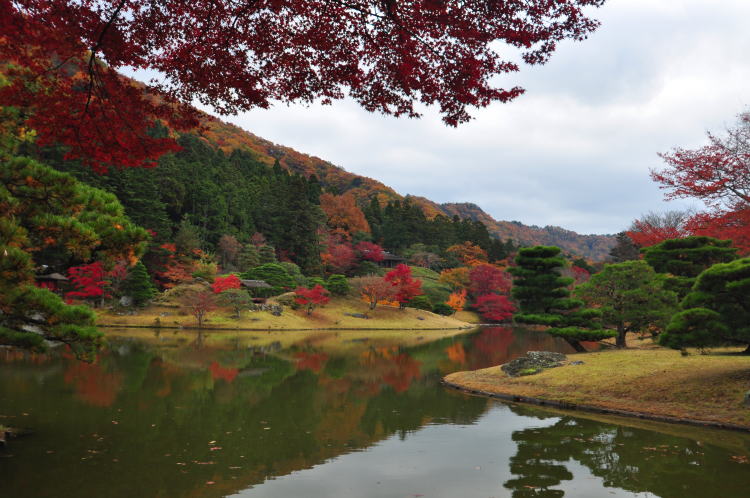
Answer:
[{"left": 199, "top": 117, "right": 616, "bottom": 260}]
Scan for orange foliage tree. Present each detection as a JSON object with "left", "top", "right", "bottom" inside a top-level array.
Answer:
[
  {"left": 446, "top": 242, "right": 488, "bottom": 266},
  {"left": 351, "top": 276, "right": 396, "bottom": 310},
  {"left": 320, "top": 193, "right": 370, "bottom": 240},
  {"left": 446, "top": 289, "right": 467, "bottom": 315},
  {"left": 439, "top": 267, "right": 470, "bottom": 290}
]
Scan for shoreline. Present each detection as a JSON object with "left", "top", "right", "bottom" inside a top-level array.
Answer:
[
  {"left": 443, "top": 347, "right": 750, "bottom": 432},
  {"left": 97, "top": 323, "right": 479, "bottom": 332},
  {"left": 442, "top": 377, "right": 750, "bottom": 433}
]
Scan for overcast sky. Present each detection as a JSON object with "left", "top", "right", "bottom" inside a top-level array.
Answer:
[{"left": 208, "top": 0, "right": 750, "bottom": 235}]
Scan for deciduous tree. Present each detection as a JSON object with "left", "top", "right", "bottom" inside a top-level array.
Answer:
[
  {"left": 2, "top": 0, "right": 605, "bottom": 171},
  {"left": 351, "top": 275, "right": 396, "bottom": 310},
  {"left": 384, "top": 264, "right": 423, "bottom": 308},
  {"left": 468, "top": 263, "right": 511, "bottom": 297},
  {"left": 211, "top": 274, "right": 242, "bottom": 294},
  {"left": 446, "top": 289, "right": 467, "bottom": 315},
  {"left": 321, "top": 193, "right": 370, "bottom": 239},
  {"left": 181, "top": 289, "right": 216, "bottom": 327},
  {"left": 295, "top": 284, "right": 331, "bottom": 315},
  {"left": 650, "top": 113, "right": 750, "bottom": 253},
  {"left": 475, "top": 294, "right": 515, "bottom": 323}
]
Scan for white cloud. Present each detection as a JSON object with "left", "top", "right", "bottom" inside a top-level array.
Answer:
[{"left": 204, "top": 0, "right": 750, "bottom": 234}]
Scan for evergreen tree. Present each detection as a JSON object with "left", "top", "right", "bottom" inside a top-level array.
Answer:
[
  {"left": 258, "top": 245, "right": 277, "bottom": 264},
  {"left": 659, "top": 257, "right": 750, "bottom": 352},
  {"left": 122, "top": 262, "right": 157, "bottom": 306},
  {"left": 0, "top": 157, "right": 148, "bottom": 358},
  {"left": 642, "top": 236, "right": 737, "bottom": 298},
  {"left": 326, "top": 274, "right": 351, "bottom": 296},
  {"left": 174, "top": 218, "right": 201, "bottom": 254},
  {"left": 509, "top": 246, "right": 613, "bottom": 352},
  {"left": 608, "top": 232, "right": 640, "bottom": 263},
  {"left": 575, "top": 261, "right": 678, "bottom": 347},
  {"left": 241, "top": 263, "right": 296, "bottom": 294},
  {"left": 237, "top": 244, "right": 260, "bottom": 272}
]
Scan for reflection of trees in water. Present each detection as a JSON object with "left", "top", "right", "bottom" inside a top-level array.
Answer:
[{"left": 504, "top": 405, "right": 750, "bottom": 497}]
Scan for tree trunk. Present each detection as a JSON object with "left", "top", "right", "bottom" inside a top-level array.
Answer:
[
  {"left": 741, "top": 344, "right": 750, "bottom": 355},
  {"left": 616, "top": 324, "right": 626, "bottom": 348},
  {"left": 567, "top": 339, "right": 587, "bottom": 353}
]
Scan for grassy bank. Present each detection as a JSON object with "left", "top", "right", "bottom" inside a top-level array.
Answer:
[
  {"left": 97, "top": 293, "right": 478, "bottom": 331},
  {"left": 445, "top": 347, "right": 750, "bottom": 428}
]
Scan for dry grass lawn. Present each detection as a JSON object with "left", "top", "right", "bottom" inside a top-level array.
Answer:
[
  {"left": 97, "top": 291, "right": 473, "bottom": 331},
  {"left": 445, "top": 347, "right": 750, "bottom": 428}
]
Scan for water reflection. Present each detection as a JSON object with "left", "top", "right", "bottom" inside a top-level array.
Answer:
[
  {"left": 504, "top": 405, "right": 750, "bottom": 498},
  {"left": 0, "top": 327, "right": 748, "bottom": 498}
]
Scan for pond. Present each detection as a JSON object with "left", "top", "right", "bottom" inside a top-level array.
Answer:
[{"left": 1, "top": 327, "right": 749, "bottom": 497}]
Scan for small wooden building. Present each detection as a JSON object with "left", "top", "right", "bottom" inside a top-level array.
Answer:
[{"left": 378, "top": 252, "right": 406, "bottom": 268}]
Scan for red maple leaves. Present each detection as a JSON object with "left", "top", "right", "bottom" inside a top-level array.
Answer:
[
  {"left": 475, "top": 294, "right": 515, "bottom": 323},
  {"left": 211, "top": 274, "right": 241, "bottom": 294},
  {"left": 3, "top": 0, "right": 605, "bottom": 171},
  {"left": 66, "top": 261, "right": 109, "bottom": 301},
  {"left": 295, "top": 284, "right": 331, "bottom": 315},
  {"left": 384, "top": 264, "right": 423, "bottom": 307},
  {"left": 641, "top": 112, "right": 750, "bottom": 253}
]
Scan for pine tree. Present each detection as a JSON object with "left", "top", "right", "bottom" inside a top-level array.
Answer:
[
  {"left": 642, "top": 236, "right": 737, "bottom": 298},
  {"left": 608, "top": 232, "right": 640, "bottom": 263},
  {"left": 237, "top": 244, "right": 260, "bottom": 272},
  {"left": 258, "top": 245, "right": 277, "bottom": 264},
  {"left": 0, "top": 156, "right": 149, "bottom": 358},
  {"left": 122, "top": 262, "right": 157, "bottom": 306},
  {"left": 509, "top": 246, "right": 613, "bottom": 352}
]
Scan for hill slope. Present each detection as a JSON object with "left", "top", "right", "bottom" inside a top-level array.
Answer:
[{"left": 199, "top": 117, "right": 615, "bottom": 260}]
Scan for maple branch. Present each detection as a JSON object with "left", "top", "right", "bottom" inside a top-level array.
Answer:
[{"left": 85, "top": 0, "right": 128, "bottom": 115}]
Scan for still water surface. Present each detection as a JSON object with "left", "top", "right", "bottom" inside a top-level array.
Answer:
[{"left": 1, "top": 327, "right": 749, "bottom": 497}]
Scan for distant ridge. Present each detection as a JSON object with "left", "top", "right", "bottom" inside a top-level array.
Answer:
[{"left": 198, "top": 117, "right": 615, "bottom": 260}]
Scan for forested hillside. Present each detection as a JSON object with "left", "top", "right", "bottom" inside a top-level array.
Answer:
[{"left": 198, "top": 117, "right": 616, "bottom": 260}]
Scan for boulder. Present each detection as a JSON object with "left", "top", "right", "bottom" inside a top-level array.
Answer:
[{"left": 501, "top": 351, "right": 568, "bottom": 377}]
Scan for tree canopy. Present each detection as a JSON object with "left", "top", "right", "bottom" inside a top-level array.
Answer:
[
  {"left": 659, "top": 257, "right": 750, "bottom": 352},
  {"left": 575, "top": 261, "right": 678, "bottom": 347},
  {"left": 509, "top": 246, "right": 613, "bottom": 352},
  {"left": 0, "top": 156, "right": 148, "bottom": 357},
  {"left": 2, "top": 0, "right": 605, "bottom": 171},
  {"left": 641, "top": 236, "right": 737, "bottom": 298}
]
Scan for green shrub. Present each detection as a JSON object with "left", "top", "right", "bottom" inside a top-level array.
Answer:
[
  {"left": 326, "top": 274, "right": 350, "bottom": 296},
  {"left": 432, "top": 303, "right": 454, "bottom": 316},
  {"left": 407, "top": 295, "right": 432, "bottom": 311}
]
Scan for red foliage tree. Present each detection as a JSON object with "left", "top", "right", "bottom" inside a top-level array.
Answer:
[
  {"left": 2, "top": 0, "right": 605, "bottom": 171},
  {"left": 571, "top": 266, "right": 590, "bottom": 285},
  {"left": 627, "top": 211, "right": 691, "bottom": 248},
  {"left": 211, "top": 274, "right": 241, "bottom": 294},
  {"left": 468, "top": 264, "right": 511, "bottom": 297},
  {"left": 322, "top": 240, "right": 357, "bottom": 274},
  {"left": 66, "top": 261, "right": 110, "bottom": 304},
  {"left": 475, "top": 294, "right": 515, "bottom": 323},
  {"left": 355, "top": 241, "right": 385, "bottom": 262},
  {"left": 650, "top": 113, "right": 750, "bottom": 253},
  {"left": 384, "top": 264, "right": 423, "bottom": 308},
  {"left": 294, "top": 284, "right": 331, "bottom": 315}
]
